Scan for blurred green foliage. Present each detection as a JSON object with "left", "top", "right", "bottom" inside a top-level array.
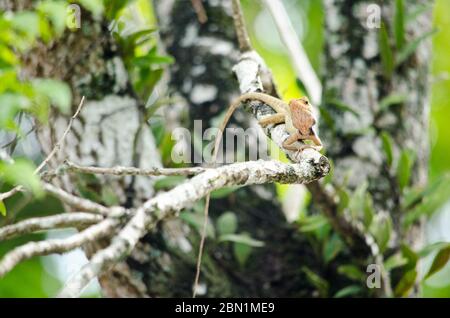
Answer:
[{"left": 1, "top": 0, "right": 450, "bottom": 297}]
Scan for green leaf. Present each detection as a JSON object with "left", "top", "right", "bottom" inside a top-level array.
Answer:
[
  {"left": 323, "top": 233, "right": 344, "bottom": 264},
  {"left": 379, "top": 93, "right": 407, "bottom": 111},
  {"left": 394, "top": 269, "right": 417, "bottom": 297},
  {"left": 154, "top": 176, "right": 186, "bottom": 190},
  {"left": 379, "top": 22, "right": 394, "bottom": 78},
  {"left": 380, "top": 132, "right": 394, "bottom": 167},
  {"left": 0, "top": 93, "right": 30, "bottom": 131},
  {"left": 179, "top": 212, "right": 215, "bottom": 239},
  {"left": 216, "top": 211, "right": 238, "bottom": 235},
  {"left": 402, "top": 174, "right": 450, "bottom": 228},
  {"left": 348, "top": 181, "right": 368, "bottom": 220},
  {"left": 0, "top": 159, "right": 43, "bottom": 197},
  {"left": 333, "top": 285, "right": 362, "bottom": 298},
  {"left": 401, "top": 244, "right": 418, "bottom": 271},
  {"left": 327, "top": 99, "right": 359, "bottom": 117},
  {"left": 302, "top": 267, "right": 329, "bottom": 297},
  {"left": 233, "top": 241, "right": 252, "bottom": 267},
  {"left": 78, "top": 0, "right": 104, "bottom": 17},
  {"left": 125, "top": 28, "right": 157, "bottom": 46},
  {"left": 418, "top": 242, "right": 450, "bottom": 258},
  {"left": 396, "top": 29, "right": 437, "bottom": 66},
  {"left": 363, "top": 193, "right": 375, "bottom": 228},
  {"left": 210, "top": 186, "right": 239, "bottom": 199},
  {"left": 11, "top": 11, "right": 40, "bottom": 40},
  {"left": 100, "top": 186, "right": 120, "bottom": 206},
  {"left": 425, "top": 246, "right": 450, "bottom": 279},
  {"left": 337, "top": 264, "right": 365, "bottom": 281},
  {"left": 337, "top": 188, "right": 350, "bottom": 215},
  {"left": 370, "top": 214, "right": 392, "bottom": 253},
  {"left": 32, "top": 79, "right": 72, "bottom": 114},
  {"left": 384, "top": 253, "right": 408, "bottom": 271},
  {"left": 0, "top": 200, "right": 6, "bottom": 216},
  {"left": 394, "top": 0, "right": 405, "bottom": 50},
  {"left": 219, "top": 233, "right": 264, "bottom": 247},
  {"left": 299, "top": 215, "right": 329, "bottom": 232},
  {"left": 131, "top": 52, "right": 174, "bottom": 68},
  {"left": 396, "top": 149, "right": 415, "bottom": 191},
  {"left": 38, "top": 0, "right": 67, "bottom": 36},
  {"left": 104, "top": 0, "right": 130, "bottom": 19}
]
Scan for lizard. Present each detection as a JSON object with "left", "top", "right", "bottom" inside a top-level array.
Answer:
[{"left": 192, "top": 92, "right": 322, "bottom": 297}]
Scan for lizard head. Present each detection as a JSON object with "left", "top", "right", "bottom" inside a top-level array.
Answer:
[{"left": 288, "top": 96, "right": 313, "bottom": 113}]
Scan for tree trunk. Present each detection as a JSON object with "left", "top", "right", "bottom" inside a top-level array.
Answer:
[{"left": 4, "top": 0, "right": 431, "bottom": 297}]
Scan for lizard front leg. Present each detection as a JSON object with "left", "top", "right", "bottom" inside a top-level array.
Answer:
[{"left": 258, "top": 113, "right": 285, "bottom": 127}]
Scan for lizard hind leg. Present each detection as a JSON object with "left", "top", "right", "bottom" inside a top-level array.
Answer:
[{"left": 282, "top": 132, "right": 319, "bottom": 156}]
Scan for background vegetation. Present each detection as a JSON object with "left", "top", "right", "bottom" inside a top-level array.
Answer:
[{"left": 0, "top": 0, "right": 449, "bottom": 297}]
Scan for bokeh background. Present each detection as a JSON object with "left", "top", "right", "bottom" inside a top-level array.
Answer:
[{"left": 0, "top": 0, "right": 449, "bottom": 297}]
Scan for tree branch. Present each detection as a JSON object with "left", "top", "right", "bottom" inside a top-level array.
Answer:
[
  {"left": 0, "top": 213, "right": 103, "bottom": 241},
  {"left": 63, "top": 160, "right": 208, "bottom": 177},
  {"left": 0, "top": 218, "right": 117, "bottom": 278},
  {"left": 42, "top": 183, "right": 114, "bottom": 216},
  {"left": 58, "top": 158, "right": 329, "bottom": 297}
]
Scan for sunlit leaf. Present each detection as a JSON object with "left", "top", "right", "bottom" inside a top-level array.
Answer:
[
  {"left": 0, "top": 159, "right": 43, "bottom": 197},
  {"left": 38, "top": 0, "right": 67, "bottom": 36},
  {"left": 384, "top": 252, "right": 408, "bottom": 271},
  {"left": 0, "top": 200, "right": 6, "bottom": 216},
  {"left": 32, "top": 79, "right": 72, "bottom": 114}
]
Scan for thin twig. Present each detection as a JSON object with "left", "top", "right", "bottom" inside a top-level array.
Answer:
[
  {"left": 42, "top": 182, "right": 113, "bottom": 216},
  {"left": 35, "top": 96, "right": 85, "bottom": 173},
  {"left": 64, "top": 160, "right": 208, "bottom": 177},
  {"left": 191, "top": 0, "right": 208, "bottom": 24},
  {"left": 232, "top": 0, "right": 252, "bottom": 52},
  {"left": 0, "top": 187, "right": 26, "bottom": 202},
  {"left": 0, "top": 97, "right": 86, "bottom": 203},
  {"left": 0, "top": 213, "right": 103, "bottom": 241}
]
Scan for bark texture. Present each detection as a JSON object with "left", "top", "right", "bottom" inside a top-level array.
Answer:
[{"left": 321, "top": 0, "right": 430, "bottom": 245}]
